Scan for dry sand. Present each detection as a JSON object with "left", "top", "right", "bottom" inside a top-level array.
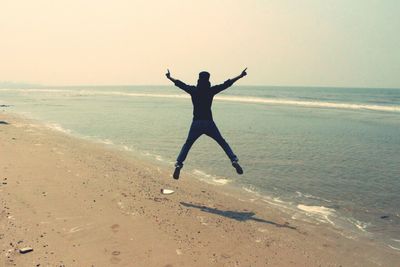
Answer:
[{"left": 1, "top": 112, "right": 399, "bottom": 266}]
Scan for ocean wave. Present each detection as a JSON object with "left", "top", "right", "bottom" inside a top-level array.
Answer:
[
  {"left": 0, "top": 88, "right": 71, "bottom": 93},
  {"left": 295, "top": 191, "right": 332, "bottom": 203},
  {"left": 2, "top": 88, "right": 400, "bottom": 112},
  {"left": 216, "top": 95, "right": 400, "bottom": 112}
]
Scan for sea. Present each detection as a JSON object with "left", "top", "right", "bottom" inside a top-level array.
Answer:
[{"left": 1, "top": 85, "right": 399, "bottom": 251}]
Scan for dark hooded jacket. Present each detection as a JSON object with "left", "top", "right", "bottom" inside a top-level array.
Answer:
[{"left": 174, "top": 79, "right": 234, "bottom": 120}]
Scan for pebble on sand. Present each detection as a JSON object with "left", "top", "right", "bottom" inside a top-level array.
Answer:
[{"left": 19, "top": 247, "right": 34, "bottom": 254}]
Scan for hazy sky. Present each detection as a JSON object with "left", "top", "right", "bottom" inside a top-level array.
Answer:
[{"left": 1, "top": 0, "right": 399, "bottom": 87}]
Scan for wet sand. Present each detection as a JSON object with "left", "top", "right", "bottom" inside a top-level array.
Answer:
[{"left": 1, "top": 112, "right": 399, "bottom": 266}]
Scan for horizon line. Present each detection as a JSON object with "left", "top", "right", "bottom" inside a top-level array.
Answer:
[{"left": 1, "top": 82, "right": 399, "bottom": 90}]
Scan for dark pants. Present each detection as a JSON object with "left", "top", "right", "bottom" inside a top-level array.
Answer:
[{"left": 176, "top": 120, "right": 237, "bottom": 165}]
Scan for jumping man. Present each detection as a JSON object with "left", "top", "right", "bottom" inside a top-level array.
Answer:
[{"left": 166, "top": 68, "right": 247, "bottom": 179}]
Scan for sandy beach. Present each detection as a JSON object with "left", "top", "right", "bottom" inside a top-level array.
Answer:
[{"left": 1, "top": 112, "right": 399, "bottom": 267}]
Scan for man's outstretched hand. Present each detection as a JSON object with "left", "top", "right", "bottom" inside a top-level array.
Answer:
[
  {"left": 229, "top": 68, "right": 248, "bottom": 85},
  {"left": 166, "top": 69, "right": 171, "bottom": 79},
  {"left": 240, "top": 68, "right": 248, "bottom": 78}
]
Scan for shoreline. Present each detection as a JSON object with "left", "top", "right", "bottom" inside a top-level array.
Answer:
[
  {"left": 6, "top": 111, "right": 396, "bottom": 251},
  {"left": 1, "top": 111, "right": 399, "bottom": 266}
]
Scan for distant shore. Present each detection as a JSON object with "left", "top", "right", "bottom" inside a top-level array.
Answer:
[{"left": 1, "top": 111, "right": 399, "bottom": 266}]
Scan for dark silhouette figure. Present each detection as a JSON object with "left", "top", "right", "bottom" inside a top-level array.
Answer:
[
  {"left": 0, "top": 121, "right": 9, "bottom": 125},
  {"left": 166, "top": 68, "right": 247, "bottom": 179},
  {"left": 180, "top": 202, "right": 297, "bottom": 229}
]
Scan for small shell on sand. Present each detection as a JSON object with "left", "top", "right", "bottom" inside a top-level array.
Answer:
[{"left": 161, "top": 189, "right": 175, "bottom": 195}]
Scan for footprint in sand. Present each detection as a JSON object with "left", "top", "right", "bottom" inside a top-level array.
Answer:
[
  {"left": 197, "top": 216, "right": 208, "bottom": 225},
  {"left": 110, "top": 256, "right": 121, "bottom": 264},
  {"left": 111, "top": 224, "right": 120, "bottom": 233},
  {"left": 110, "top": 250, "right": 121, "bottom": 264},
  {"left": 112, "top": 251, "right": 121, "bottom": 256},
  {"left": 69, "top": 226, "right": 84, "bottom": 233}
]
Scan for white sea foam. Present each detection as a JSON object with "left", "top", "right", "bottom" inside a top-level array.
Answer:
[
  {"left": 297, "top": 204, "right": 335, "bottom": 216},
  {"left": 261, "top": 198, "right": 293, "bottom": 210},
  {"left": 388, "top": 245, "right": 400, "bottom": 251},
  {"left": 354, "top": 222, "right": 367, "bottom": 232},
  {"left": 211, "top": 178, "right": 230, "bottom": 185},
  {"left": 193, "top": 169, "right": 231, "bottom": 185},
  {"left": 98, "top": 139, "right": 113, "bottom": 145},
  {"left": 347, "top": 218, "right": 369, "bottom": 232},
  {"left": 3, "top": 88, "right": 400, "bottom": 112},
  {"left": 45, "top": 123, "right": 71, "bottom": 134},
  {"left": 296, "top": 191, "right": 332, "bottom": 203},
  {"left": 193, "top": 169, "right": 211, "bottom": 178},
  {"left": 143, "top": 153, "right": 170, "bottom": 165},
  {"left": 122, "top": 145, "right": 133, "bottom": 151},
  {"left": 297, "top": 204, "right": 336, "bottom": 225},
  {"left": 140, "top": 151, "right": 166, "bottom": 163},
  {"left": 240, "top": 186, "right": 295, "bottom": 211},
  {"left": 242, "top": 185, "right": 259, "bottom": 194},
  {"left": 273, "top": 197, "right": 284, "bottom": 203}
]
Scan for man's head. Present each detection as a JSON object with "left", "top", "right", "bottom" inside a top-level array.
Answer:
[{"left": 197, "top": 71, "right": 211, "bottom": 88}]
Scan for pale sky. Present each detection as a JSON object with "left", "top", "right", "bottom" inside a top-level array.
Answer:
[{"left": 0, "top": 0, "right": 399, "bottom": 88}]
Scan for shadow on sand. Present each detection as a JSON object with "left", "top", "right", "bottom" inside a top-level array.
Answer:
[
  {"left": 0, "top": 121, "right": 9, "bottom": 125},
  {"left": 180, "top": 202, "right": 296, "bottom": 230}
]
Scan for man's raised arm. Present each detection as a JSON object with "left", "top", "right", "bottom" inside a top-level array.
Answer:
[
  {"left": 166, "top": 69, "right": 193, "bottom": 94},
  {"left": 212, "top": 68, "right": 247, "bottom": 94}
]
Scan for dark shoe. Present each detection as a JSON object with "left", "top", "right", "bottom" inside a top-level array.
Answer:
[
  {"left": 173, "top": 163, "right": 183, "bottom": 180},
  {"left": 232, "top": 161, "right": 243, "bottom": 175}
]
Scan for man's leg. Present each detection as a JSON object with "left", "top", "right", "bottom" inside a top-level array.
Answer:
[
  {"left": 205, "top": 122, "right": 243, "bottom": 174},
  {"left": 174, "top": 121, "right": 203, "bottom": 179},
  {"left": 205, "top": 121, "right": 237, "bottom": 161}
]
